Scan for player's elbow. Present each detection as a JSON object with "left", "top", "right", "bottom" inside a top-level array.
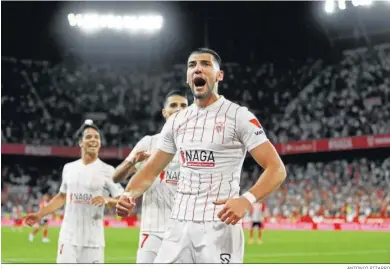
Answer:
[
  {"left": 112, "top": 168, "right": 127, "bottom": 183},
  {"left": 112, "top": 172, "right": 122, "bottom": 183},
  {"left": 58, "top": 192, "right": 67, "bottom": 200},
  {"left": 267, "top": 161, "right": 287, "bottom": 186}
]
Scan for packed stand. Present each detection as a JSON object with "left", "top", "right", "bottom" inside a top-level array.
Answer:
[
  {"left": 2, "top": 43, "right": 389, "bottom": 147},
  {"left": 1, "top": 56, "right": 319, "bottom": 147},
  {"left": 3, "top": 156, "right": 389, "bottom": 220},
  {"left": 241, "top": 157, "right": 390, "bottom": 220},
  {"left": 272, "top": 43, "right": 390, "bottom": 143}
]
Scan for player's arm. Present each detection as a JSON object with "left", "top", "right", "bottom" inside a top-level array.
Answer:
[
  {"left": 104, "top": 176, "right": 125, "bottom": 208},
  {"left": 104, "top": 197, "right": 121, "bottom": 208},
  {"left": 237, "top": 108, "right": 286, "bottom": 201},
  {"left": 93, "top": 169, "right": 126, "bottom": 208},
  {"left": 112, "top": 151, "right": 150, "bottom": 183},
  {"left": 216, "top": 108, "right": 286, "bottom": 225},
  {"left": 123, "top": 114, "right": 177, "bottom": 199},
  {"left": 116, "top": 150, "right": 174, "bottom": 217},
  {"left": 37, "top": 192, "right": 66, "bottom": 218},
  {"left": 123, "top": 150, "right": 174, "bottom": 198},
  {"left": 116, "top": 113, "right": 178, "bottom": 217},
  {"left": 112, "top": 137, "right": 151, "bottom": 183},
  {"left": 247, "top": 141, "right": 286, "bottom": 202},
  {"left": 26, "top": 165, "right": 69, "bottom": 227},
  {"left": 112, "top": 160, "right": 137, "bottom": 183},
  {"left": 39, "top": 164, "right": 69, "bottom": 218}
]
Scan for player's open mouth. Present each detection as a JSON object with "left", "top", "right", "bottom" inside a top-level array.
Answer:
[{"left": 193, "top": 77, "right": 207, "bottom": 89}]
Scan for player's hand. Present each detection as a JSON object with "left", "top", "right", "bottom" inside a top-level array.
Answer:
[
  {"left": 91, "top": 196, "right": 106, "bottom": 206},
  {"left": 214, "top": 197, "right": 252, "bottom": 225},
  {"left": 24, "top": 213, "right": 42, "bottom": 227},
  {"left": 132, "top": 151, "right": 150, "bottom": 164},
  {"left": 116, "top": 195, "right": 136, "bottom": 217}
]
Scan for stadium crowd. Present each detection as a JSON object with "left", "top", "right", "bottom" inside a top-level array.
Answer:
[
  {"left": 2, "top": 42, "right": 390, "bottom": 222},
  {"left": 3, "top": 157, "right": 390, "bottom": 220},
  {"left": 242, "top": 157, "right": 390, "bottom": 220},
  {"left": 2, "top": 43, "right": 389, "bottom": 147}
]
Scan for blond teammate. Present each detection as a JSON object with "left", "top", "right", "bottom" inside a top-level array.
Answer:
[
  {"left": 116, "top": 48, "right": 286, "bottom": 263},
  {"left": 25, "top": 121, "right": 123, "bottom": 263},
  {"left": 113, "top": 90, "right": 188, "bottom": 263}
]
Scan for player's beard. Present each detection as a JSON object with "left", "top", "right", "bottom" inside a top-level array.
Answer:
[{"left": 191, "top": 81, "right": 215, "bottom": 100}]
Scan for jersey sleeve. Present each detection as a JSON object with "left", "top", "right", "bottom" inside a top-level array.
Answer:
[
  {"left": 59, "top": 164, "right": 68, "bottom": 193},
  {"left": 125, "top": 136, "right": 152, "bottom": 162},
  {"left": 104, "top": 166, "right": 124, "bottom": 198},
  {"left": 236, "top": 107, "right": 268, "bottom": 152},
  {"left": 157, "top": 112, "right": 177, "bottom": 155}
]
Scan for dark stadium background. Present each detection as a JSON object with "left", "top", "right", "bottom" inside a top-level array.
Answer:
[{"left": 1, "top": 1, "right": 390, "bottom": 264}]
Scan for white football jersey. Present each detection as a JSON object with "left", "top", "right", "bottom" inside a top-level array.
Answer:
[
  {"left": 158, "top": 96, "right": 268, "bottom": 222},
  {"left": 59, "top": 158, "right": 123, "bottom": 247},
  {"left": 126, "top": 134, "right": 179, "bottom": 233}
]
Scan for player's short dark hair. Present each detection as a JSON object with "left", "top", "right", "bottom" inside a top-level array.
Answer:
[
  {"left": 78, "top": 121, "right": 101, "bottom": 142},
  {"left": 164, "top": 90, "right": 188, "bottom": 107},
  {"left": 189, "top": 48, "right": 222, "bottom": 67}
]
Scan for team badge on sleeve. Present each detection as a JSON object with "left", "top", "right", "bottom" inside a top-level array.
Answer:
[{"left": 249, "top": 118, "right": 262, "bottom": 129}]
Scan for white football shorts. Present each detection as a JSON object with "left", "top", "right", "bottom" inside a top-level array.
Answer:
[
  {"left": 154, "top": 219, "right": 244, "bottom": 263},
  {"left": 56, "top": 241, "right": 104, "bottom": 264},
  {"left": 136, "top": 232, "right": 165, "bottom": 263}
]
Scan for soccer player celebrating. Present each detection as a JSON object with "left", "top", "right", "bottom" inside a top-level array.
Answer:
[
  {"left": 113, "top": 90, "right": 188, "bottom": 263},
  {"left": 25, "top": 120, "right": 123, "bottom": 264},
  {"left": 28, "top": 194, "right": 51, "bottom": 243},
  {"left": 116, "top": 48, "right": 286, "bottom": 263}
]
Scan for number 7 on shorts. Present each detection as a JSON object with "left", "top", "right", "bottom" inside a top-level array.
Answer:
[{"left": 140, "top": 233, "right": 149, "bottom": 248}]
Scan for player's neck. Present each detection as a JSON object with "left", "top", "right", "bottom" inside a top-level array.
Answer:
[
  {"left": 81, "top": 152, "right": 98, "bottom": 165},
  {"left": 195, "top": 92, "right": 220, "bottom": 108}
]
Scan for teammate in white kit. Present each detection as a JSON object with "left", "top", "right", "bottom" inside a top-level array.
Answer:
[
  {"left": 113, "top": 90, "right": 188, "bottom": 263},
  {"left": 248, "top": 201, "right": 265, "bottom": 245},
  {"left": 116, "top": 48, "right": 287, "bottom": 263},
  {"left": 25, "top": 120, "right": 123, "bottom": 263}
]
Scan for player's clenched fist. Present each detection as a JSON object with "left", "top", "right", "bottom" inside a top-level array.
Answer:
[
  {"left": 91, "top": 196, "right": 106, "bottom": 206},
  {"left": 214, "top": 197, "right": 252, "bottom": 225},
  {"left": 116, "top": 194, "right": 136, "bottom": 217},
  {"left": 24, "top": 213, "right": 42, "bottom": 227},
  {"left": 132, "top": 151, "right": 150, "bottom": 164}
]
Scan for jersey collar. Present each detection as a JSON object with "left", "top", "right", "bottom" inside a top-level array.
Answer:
[{"left": 195, "top": 95, "right": 225, "bottom": 111}]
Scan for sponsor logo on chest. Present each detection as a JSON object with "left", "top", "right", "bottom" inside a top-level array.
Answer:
[
  {"left": 70, "top": 192, "right": 92, "bottom": 204},
  {"left": 159, "top": 170, "right": 180, "bottom": 184},
  {"left": 180, "top": 150, "right": 215, "bottom": 167}
]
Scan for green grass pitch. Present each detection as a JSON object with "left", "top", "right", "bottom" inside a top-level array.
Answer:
[{"left": 2, "top": 227, "right": 390, "bottom": 263}]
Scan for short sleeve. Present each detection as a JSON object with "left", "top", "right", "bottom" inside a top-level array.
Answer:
[
  {"left": 59, "top": 164, "right": 68, "bottom": 193},
  {"left": 125, "top": 136, "right": 152, "bottom": 162},
  {"left": 236, "top": 107, "right": 268, "bottom": 152},
  {"left": 157, "top": 112, "right": 177, "bottom": 155},
  {"left": 104, "top": 166, "right": 124, "bottom": 198}
]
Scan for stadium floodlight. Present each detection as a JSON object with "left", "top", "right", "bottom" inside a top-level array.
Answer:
[
  {"left": 67, "top": 13, "right": 163, "bottom": 33},
  {"left": 324, "top": 0, "right": 335, "bottom": 13},
  {"left": 363, "top": 0, "right": 373, "bottom": 6},
  {"left": 351, "top": 0, "right": 373, "bottom": 7},
  {"left": 337, "top": 0, "right": 346, "bottom": 10}
]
